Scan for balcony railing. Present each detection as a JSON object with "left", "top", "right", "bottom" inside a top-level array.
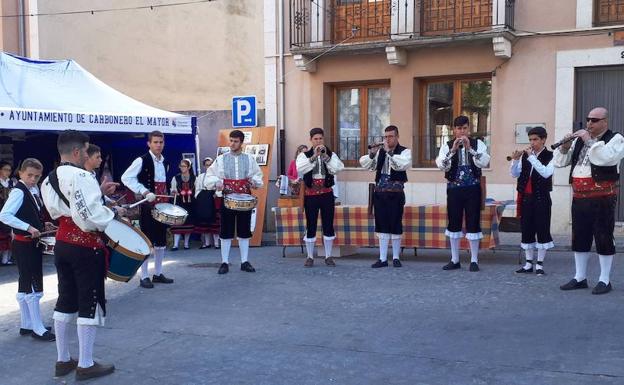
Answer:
[
  {"left": 290, "top": 0, "right": 515, "bottom": 48},
  {"left": 594, "top": 0, "right": 624, "bottom": 26}
]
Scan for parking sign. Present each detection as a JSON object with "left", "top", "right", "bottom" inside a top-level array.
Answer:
[{"left": 232, "top": 95, "right": 257, "bottom": 128}]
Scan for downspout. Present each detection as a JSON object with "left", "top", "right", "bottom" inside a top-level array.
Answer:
[
  {"left": 278, "top": 0, "right": 286, "bottom": 174},
  {"left": 17, "top": 0, "right": 26, "bottom": 56}
]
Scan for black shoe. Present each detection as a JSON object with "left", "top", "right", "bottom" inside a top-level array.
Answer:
[
  {"left": 241, "top": 261, "right": 256, "bottom": 272},
  {"left": 536, "top": 268, "right": 545, "bottom": 275},
  {"left": 393, "top": 259, "right": 402, "bottom": 268},
  {"left": 199, "top": 245, "right": 210, "bottom": 249},
  {"left": 516, "top": 267, "right": 533, "bottom": 274},
  {"left": 170, "top": 247, "right": 179, "bottom": 251},
  {"left": 31, "top": 330, "right": 55, "bottom": 341},
  {"left": 184, "top": 246, "right": 190, "bottom": 250},
  {"left": 215, "top": 246, "right": 221, "bottom": 249},
  {"left": 139, "top": 278, "right": 154, "bottom": 288},
  {"left": 55, "top": 358, "right": 78, "bottom": 377},
  {"left": 20, "top": 326, "right": 51, "bottom": 336},
  {"left": 218, "top": 263, "right": 229, "bottom": 274},
  {"left": 469, "top": 262, "right": 480, "bottom": 272},
  {"left": 75, "top": 361, "right": 115, "bottom": 381},
  {"left": 152, "top": 274, "right": 174, "bottom": 284},
  {"left": 560, "top": 278, "right": 588, "bottom": 291},
  {"left": 371, "top": 260, "right": 388, "bottom": 268},
  {"left": 592, "top": 281, "right": 613, "bottom": 295},
  {"left": 442, "top": 261, "right": 461, "bottom": 270}
]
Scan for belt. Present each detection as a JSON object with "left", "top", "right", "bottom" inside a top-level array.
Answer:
[{"left": 13, "top": 234, "right": 36, "bottom": 243}]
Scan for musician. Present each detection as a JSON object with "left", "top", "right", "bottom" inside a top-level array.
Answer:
[
  {"left": 121, "top": 130, "right": 173, "bottom": 289},
  {"left": 509, "top": 126, "right": 554, "bottom": 274},
  {"left": 194, "top": 157, "right": 220, "bottom": 249},
  {"left": 435, "top": 115, "right": 490, "bottom": 272},
  {"left": 0, "top": 158, "right": 54, "bottom": 341},
  {"left": 41, "top": 130, "right": 121, "bottom": 380},
  {"left": 84, "top": 144, "right": 102, "bottom": 177},
  {"left": 0, "top": 161, "right": 15, "bottom": 265},
  {"left": 170, "top": 159, "right": 196, "bottom": 251},
  {"left": 555, "top": 107, "right": 624, "bottom": 295},
  {"left": 205, "top": 130, "right": 263, "bottom": 274},
  {"left": 359, "top": 125, "right": 411, "bottom": 268},
  {"left": 296, "top": 127, "right": 344, "bottom": 267}
]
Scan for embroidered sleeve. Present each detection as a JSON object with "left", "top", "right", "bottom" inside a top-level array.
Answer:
[
  {"left": 389, "top": 149, "right": 411, "bottom": 171},
  {"left": 588, "top": 133, "right": 624, "bottom": 167}
]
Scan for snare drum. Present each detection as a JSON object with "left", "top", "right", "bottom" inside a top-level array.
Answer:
[
  {"left": 151, "top": 203, "right": 188, "bottom": 226},
  {"left": 39, "top": 237, "right": 56, "bottom": 255},
  {"left": 105, "top": 219, "right": 153, "bottom": 282},
  {"left": 224, "top": 193, "right": 257, "bottom": 211}
]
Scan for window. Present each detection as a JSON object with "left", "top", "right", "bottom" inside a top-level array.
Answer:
[
  {"left": 416, "top": 76, "right": 491, "bottom": 167},
  {"left": 332, "top": 83, "right": 390, "bottom": 166},
  {"left": 594, "top": 0, "right": 624, "bottom": 26}
]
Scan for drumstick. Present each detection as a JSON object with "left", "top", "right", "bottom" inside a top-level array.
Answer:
[
  {"left": 26, "top": 230, "right": 57, "bottom": 238},
  {"left": 126, "top": 198, "right": 148, "bottom": 209},
  {"left": 155, "top": 195, "right": 174, "bottom": 198},
  {"left": 173, "top": 194, "right": 177, "bottom": 206}
]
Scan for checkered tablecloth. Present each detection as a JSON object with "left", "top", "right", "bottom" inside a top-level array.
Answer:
[{"left": 272, "top": 205, "right": 501, "bottom": 249}]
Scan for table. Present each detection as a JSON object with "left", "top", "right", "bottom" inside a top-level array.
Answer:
[{"left": 272, "top": 205, "right": 502, "bottom": 257}]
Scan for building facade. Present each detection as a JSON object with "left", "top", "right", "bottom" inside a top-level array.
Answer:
[{"left": 265, "top": 0, "right": 624, "bottom": 233}]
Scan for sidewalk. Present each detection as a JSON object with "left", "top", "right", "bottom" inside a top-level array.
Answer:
[{"left": 1, "top": 245, "right": 624, "bottom": 384}]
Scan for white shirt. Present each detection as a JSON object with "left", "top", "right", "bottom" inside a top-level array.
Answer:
[
  {"left": 554, "top": 133, "right": 624, "bottom": 177},
  {"left": 296, "top": 152, "right": 344, "bottom": 179},
  {"left": 359, "top": 147, "right": 412, "bottom": 173},
  {"left": 121, "top": 151, "right": 167, "bottom": 195},
  {"left": 195, "top": 172, "right": 217, "bottom": 197},
  {"left": 0, "top": 178, "right": 12, "bottom": 188},
  {"left": 204, "top": 152, "right": 264, "bottom": 189},
  {"left": 41, "top": 165, "right": 114, "bottom": 232},
  {"left": 0, "top": 181, "right": 42, "bottom": 231},
  {"left": 435, "top": 140, "right": 490, "bottom": 171},
  {"left": 510, "top": 149, "right": 554, "bottom": 179}
]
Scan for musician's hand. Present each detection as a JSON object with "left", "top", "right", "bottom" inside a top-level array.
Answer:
[
  {"left": 27, "top": 226, "right": 41, "bottom": 238},
  {"left": 511, "top": 150, "right": 523, "bottom": 160},
  {"left": 100, "top": 181, "right": 119, "bottom": 196},
  {"left": 575, "top": 129, "right": 591, "bottom": 142},
  {"left": 145, "top": 192, "right": 156, "bottom": 203},
  {"left": 44, "top": 222, "right": 56, "bottom": 232},
  {"left": 369, "top": 145, "right": 379, "bottom": 156},
  {"left": 113, "top": 207, "right": 127, "bottom": 217},
  {"left": 451, "top": 138, "right": 462, "bottom": 152},
  {"left": 463, "top": 136, "right": 472, "bottom": 151},
  {"left": 321, "top": 153, "right": 330, "bottom": 162},
  {"left": 560, "top": 133, "right": 575, "bottom": 151}
]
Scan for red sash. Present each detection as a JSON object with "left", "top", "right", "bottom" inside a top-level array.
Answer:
[
  {"left": 56, "top": 216, "right": 110, "bottom": 272},
  {"left": 223, "top": 179, "right": 251, "bottom": 195},
  {"left": 13, "top": 234, "right": 36, "bottom": 243},
  {"left": 305, "top": 179, "right": 333, "bottom": 196},
  {"left": 572, "top": 177, "right": 617, "bottom": 199}
]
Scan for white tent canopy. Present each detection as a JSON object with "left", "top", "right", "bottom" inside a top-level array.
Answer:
[{"left": 0, "top": 52, "right": 194, "bottom": 134}]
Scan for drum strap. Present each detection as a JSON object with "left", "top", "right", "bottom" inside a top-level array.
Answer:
[{"left": 48, "top": 169, "right": 70, "bottom": 208}]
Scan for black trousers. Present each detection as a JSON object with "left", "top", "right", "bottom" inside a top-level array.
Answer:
[
  {"left": 54, "top": 241, "right": 107, "bottom": 319},
  {"left": 220, "top": 206, "right": 252, "bottom": 239},
  {"left": 520, "top": 194, "right": 553, "bottom": 246},
  {"left": 13, "top": 240, "right": 43, "bottom": 293},
  {"left": 446, "top": 185, "right": 481, "bottom": 234},
  {"left": 572, "top": 195, "right": 616, "bottom": 255},
  {"left": 140, "top": 205, "right": 168, "bottom": 247},
  {"left": 373, "top": 191, "right": 405, "bottom": 235},
  {"left": 303, "top": 192, "right": 335, "bottom": 239}
]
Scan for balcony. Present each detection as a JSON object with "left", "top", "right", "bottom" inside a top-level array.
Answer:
[
  {"left": 594, "top": 0, "right": 624, "bottom": 26},
  {"left": 290, "top": 0, "right": 515, "bottom": 51}
]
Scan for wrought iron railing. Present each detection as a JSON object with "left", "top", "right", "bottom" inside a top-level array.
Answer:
[{"left": 290, "top": 0, "right": 515, "bottom": 48}]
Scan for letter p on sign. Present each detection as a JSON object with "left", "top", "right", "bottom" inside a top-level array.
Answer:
[{"left": 232, "top": 96, "right": 257, "bottom": 128}]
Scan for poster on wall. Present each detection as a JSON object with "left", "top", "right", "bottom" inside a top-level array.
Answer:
[
  {"left": 181, "top": 152, "right": 197, "bottom": 172},
  {"left": 216, "top": 146, "right": 231, "bottom": 157},
  {"left": 244, "top": 144, "right": 269, "bottom": 166}
]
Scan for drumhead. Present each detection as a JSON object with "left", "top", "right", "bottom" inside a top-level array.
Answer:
[
  {"left": 155, "top": 203, "right": 188, "bottom": 216},
  {"left": 226, "top": 193, "right": 255, "bottom": 201},
  {"left": 104, "top": 219, "right": 151, "bottom": 255},
  {"left": 39, "top": 236, "right": 56, "bottom": 246}
]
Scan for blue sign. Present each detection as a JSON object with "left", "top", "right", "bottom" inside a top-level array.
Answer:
[{"left": 232, "top": 95, "right": 257, "bottom": 128}]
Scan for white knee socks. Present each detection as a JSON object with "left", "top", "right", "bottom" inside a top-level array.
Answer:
[
  {"left": 536, "top": 249, "right": 546, "bottom": 271},
  {"left": 1, "top": 250, "right": 9, "bottom": 264},
  {"left": 574, "top": 252, "right": 590, "bottom": 281},
  {"left": 140, "top": 256, "right": 150, "bottom": 280},
  {"left": 184, "top": 234, "right": 191, "bottom": 248},
  {"left": 25, "top": 292, "right": 47, "bottom": 336},
  {"left": 154, "top": 247, "right": 165, "bottom": 276},
  {"left": 391, "top": 238, "right": 401, "bottom": 260},
  {"left": 213, "top": 234, "right": 220, "bottom": 247},
  {"left": 221, "top": 238, "right": 232, "bottom": 263},
  {"left": 524, "top": 247, "right": 535, "bottom": 270},
  {"left": 450, "top": 237, "right": 460, "bottom": 263},
  {"left": 77, "top": 324, "right": 97, "bottom": 368},
  {"left": 378, "top": 236, "right": 389, "bottom": 262},
  {"left": 305, "top": 240, "right": 315, "bottom": 259},
  {"left": 16, "top": 292, "right": 32, "bottom": 330},
  {"left": 469, "top": 239, "right": 479, "bottom": 263},
  {"left": 599, "top": 254, "right": 614, "bottom": 284},
  {"left": 323, "top": 237, "right": 334, "bottom": 259},
  {"left": 173, "top": 234, "right": 181, "bottom": 248},
  {"left": 54, "top": 319, "right": 71, "bottom": 362},
  {"left": 238, "top": 238, "right": 250, "bottom": 263}
]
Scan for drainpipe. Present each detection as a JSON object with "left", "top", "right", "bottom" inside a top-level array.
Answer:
[
  {"left": 278, "top": 0, "right": 286, "bottom": 174},
  {"left": 17, "top": 0, "right": 26, "bottom": 56}
]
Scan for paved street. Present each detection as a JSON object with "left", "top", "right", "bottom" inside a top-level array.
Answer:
[{"left": 1, "top": 242, "right": 624, "bottom": 385}]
